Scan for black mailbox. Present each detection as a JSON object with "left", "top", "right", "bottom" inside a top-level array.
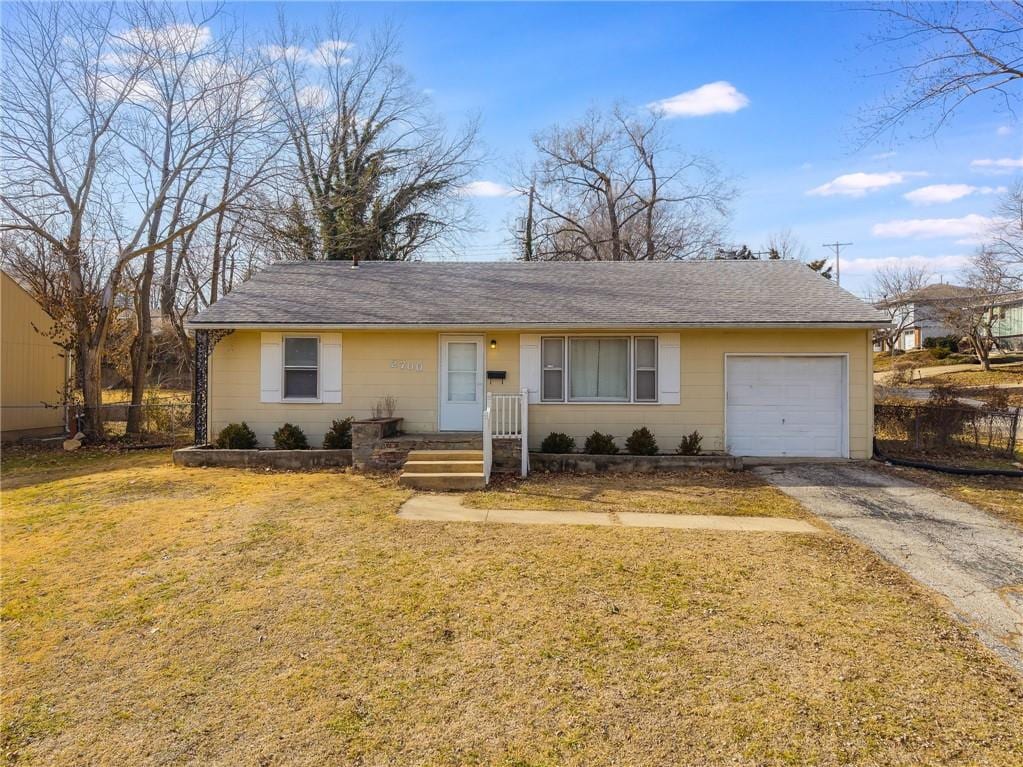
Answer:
[{"left": 486, "top": 370, "right": 507, "bottom": 381}]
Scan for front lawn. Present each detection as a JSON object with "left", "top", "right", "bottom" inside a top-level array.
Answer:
[
  {"left": 465, "top": 470, "right": 810, "bottom": 518},
  {"left": 916, "top": 364, "right": 1023, "bottom": 387},
  {"left": 873, "top": 349, "right": 974, "bottom": 372},
  {"left": 3, "top": 450, "right": 1022, "bottom": 766}
]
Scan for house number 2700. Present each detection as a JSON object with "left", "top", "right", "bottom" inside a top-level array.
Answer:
[{"left": 390, "top": 360, "right": 424, "bottom": 372}]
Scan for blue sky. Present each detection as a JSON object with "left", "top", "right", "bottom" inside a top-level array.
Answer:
[{"left": 237, "top": 1, "right": 1021, "bottom": 296}]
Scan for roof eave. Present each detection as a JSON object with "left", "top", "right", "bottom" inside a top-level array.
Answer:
[{"left": 186, "top": 320, "right": 890, "bottom": 331}]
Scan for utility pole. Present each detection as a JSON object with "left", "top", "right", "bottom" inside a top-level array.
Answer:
[{"left": 822, "top": 241, "right": 852, "bottom": 286}]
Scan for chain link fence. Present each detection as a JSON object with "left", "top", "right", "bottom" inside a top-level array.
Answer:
[
  {"left": 875, "top": 402, "right": 1021, "bottom": 460},
  {"left": 67, "top": 399, "right": 194, "bottom": 443}
]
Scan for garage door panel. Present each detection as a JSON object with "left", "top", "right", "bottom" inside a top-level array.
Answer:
[{"left": 726, "top": 356, "right": 846, "bottom": 458}]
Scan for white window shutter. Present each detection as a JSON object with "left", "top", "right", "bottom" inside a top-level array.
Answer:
[
  {"left": 260, "top": 332, "right": 282, "bottom": 403},
  {"left": 321, "top": 333, "right": 342, "bottom": 403},
  {"left": 519, "top": 333, "right": 541, "bottom": 404},
  {"left": 658, "top": 333, "right": 681, "bottom": 405}
]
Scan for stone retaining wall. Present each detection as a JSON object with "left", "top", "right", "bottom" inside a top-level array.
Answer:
[
  {"left": 529, "top": 452, "right": 742, "bottom": 473},
  {"left": 173, "top": 446, "right": 352, "bottom": 470}
]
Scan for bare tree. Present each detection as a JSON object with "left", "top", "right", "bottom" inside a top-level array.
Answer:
[
  {"left": 265, "top": 14, "right": 479, "bottom": 262},
  {"left": 986, "top": 181, "right": 1023, "bottom": 284},
  {"left": 935, "top": 249, "right": 1014, "bottom": 370},
  {"left": 861, "top": 2, "right": 1023, "bottom": 141},
  {"left": 1, "top": 2, "right": 281, "bottom": 437},
  {"left": 518, "top": 105, "right": 733, "bottom": 261},
  {"left": 766, "top": 229, "right": 809, "bottom": 261},
  {"left": 870, "top": 263, "right": 933, "bottom": 352}
]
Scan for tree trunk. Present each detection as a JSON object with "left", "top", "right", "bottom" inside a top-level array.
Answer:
[
  {"left": 523, "top": 183, "right": 535, "bottom": 261},
  {"left": 644, "top": 162, "right": 657, "bottom": 261},
  {"left": 126, "top": 253, "right": 155, "bottom": 435},
  {"left": 602, "top": 176, "right": 622, "bottom": 261},
  {"left": 77, "top": 340, "right": 105, "bottom": 438}
]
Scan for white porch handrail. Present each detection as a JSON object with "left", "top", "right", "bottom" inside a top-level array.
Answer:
[
  {"left": 480, "top": 396, "right": 493, "bottom": 486},
  {"left": 520, "top": 387, "right": 529, "bottom": 477},
  {"left": 482, "top": 393, "right": 493, "bottom": 484},
  {"left": 483, "top": 390, "right": 529, "bottom": 479}
]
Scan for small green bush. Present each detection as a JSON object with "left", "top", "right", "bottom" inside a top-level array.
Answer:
[
  {"left": 930, "top": 347, "right": 951, "bottom": 360},
  {"left": 677, "top": 430, "right": 703, "bottom": 456},
  {"left": 584, "top": 431, "right": 619, "bottom": 455},
  {"left": 273, "top": 423, "right": 309, "bottom": 450},
  {"left": 216, "top": 422, "right": 258, "bottom": 449},
  {"left": 625, "top": 427, "right": 658, "bottom": 455},
  {"left": 540, "top": 432, "right": 576, "bottom": 453},
  {"left": 322, "top": 417, "right": 353, "bottom": 449},
  {"left": 924, "top": 335, "right": 959, "bottom": 351}
]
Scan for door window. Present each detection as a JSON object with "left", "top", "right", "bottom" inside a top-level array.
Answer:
[{"left": 447, "top": 342, "right": 477, "bottom": 402}]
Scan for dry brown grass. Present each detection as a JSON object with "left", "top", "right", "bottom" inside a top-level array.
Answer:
[
  {"left": 100, "top": 388, "right": 191, "bottom": 405},
  {"left": 872, "top": 349, "right": 972, "bottom": 372},
  {"left": 917, "top": 364, "right": 1023, "bottom": 387},
  {"left": 873, "top": 463, "right": 1023, "bottom": 529},
  {"left": 3, "top": 450, "right": 1023, "bottom": 766},
  {"left": 465, "top": 470, "right": 810, "bottom": 518}
]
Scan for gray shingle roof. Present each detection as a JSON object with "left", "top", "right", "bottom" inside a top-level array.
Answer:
[{"left": 189, "top": 260, "right": 888, "bottom": 328}]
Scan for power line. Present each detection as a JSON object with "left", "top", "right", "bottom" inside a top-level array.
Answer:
[{"left": 822, "top": 242, "right": 852, "bottom": 286}]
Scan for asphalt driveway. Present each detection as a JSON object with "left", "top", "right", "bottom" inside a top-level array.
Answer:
[{"left": 756, "top": 462, "right": 1023, "bottom": 675}]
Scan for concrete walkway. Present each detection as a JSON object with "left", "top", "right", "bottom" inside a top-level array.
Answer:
[
  {"left": 398, "top": 493, "right": 820, "bottom": 533},
  {"left": 756, "top": 462, "right": 1023, "bottom": 675}
]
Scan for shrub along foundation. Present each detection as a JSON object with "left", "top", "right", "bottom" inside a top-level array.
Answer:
[{"left": 530, "top": 452, "right": 742, "bottom": 473}]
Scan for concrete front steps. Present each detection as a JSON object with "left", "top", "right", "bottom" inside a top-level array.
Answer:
[{"left": 398, "top": 449, "right": 486, "bottom": 491}]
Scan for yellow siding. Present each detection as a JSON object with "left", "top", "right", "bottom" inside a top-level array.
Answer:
[
  {"left": 209, "top": 327, "right": 873, "bottom": 458},
  {"left": 211, "top": 331, "right": 439, "bottom": 445},
  {"left": 528, "top": 328, "right": 872, "bottom": 458},
  {"left": 1, "top": 272, "right": 67, "bottom": 439}
]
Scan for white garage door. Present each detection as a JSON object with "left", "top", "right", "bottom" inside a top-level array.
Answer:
[{"left": 726, "top": 356, "right": 846, "bottom": 458}]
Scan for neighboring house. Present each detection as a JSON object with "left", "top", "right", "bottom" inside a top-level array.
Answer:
[
  {"left": 188, "top": 260, "right": 886, "bottom": 461},
  {"left": 989, "top": 291, "right": 1023, "bottom": 352},
  {"left": 1, "top": 271, "right": 68, "bottom": 441},
  {"left": 873, "top": 283, "right": 980, "bottom": 351}
]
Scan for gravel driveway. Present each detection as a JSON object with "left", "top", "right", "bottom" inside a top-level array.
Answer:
[{"left": 756, "top": 463, "right": 1023, "bottom": 675}]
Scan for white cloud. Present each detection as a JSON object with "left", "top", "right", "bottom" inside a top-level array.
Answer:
[
  {"left": 842, "top": 254, "right": 970, "bottom": 276},
  {"left": 460, "top": 180, "right": 517, "bottom": 198},
  {"left": 970, "top": 156, "right": 1023, "bottom": 173},
  {"left": 997, "top": 125, "right": 1014, "bottom": 137},
  {"left": 266, "top": 39, "right": 353, "bottom": 67},
  {"left": 903, "top": 184, "right": 1006, "bottom": 205},
  {"left": 121, "top": 23, "right": 212, "bottom": 53},
  {"left": 871, "top": 214, "right": 996, "bottom": 242},
  {"left": 807, "top": 171, "right": 925, "bottom": 198},
  {"left": 648, "top": 81, "right": 750, "bottom": 118},
  {"left": 296, "top": 85, "right": 328, "bottom": 109}
]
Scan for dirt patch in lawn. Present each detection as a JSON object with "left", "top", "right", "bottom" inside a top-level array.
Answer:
[
  {"left": 873, "top": 462, "right": 1023, "bottom": 529},
  {"left": 3, "top": 450, "right": 1023, "bottom": 766},
  {"left": 465, "top": 470, "right": 811, "bottom": 518}
]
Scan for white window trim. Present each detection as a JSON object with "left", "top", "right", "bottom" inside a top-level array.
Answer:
[
  {"left": 634, "top": 336, "right": 658, "bottom": 402},
  {"left": 540, "top": 337, "right": 565, "bottom": 403},
  {"left": 282, "top": 335, "right": 321, "bottom": 403},
  {"left": 538, "top": 335, "right": 660, "bottom": 405}
]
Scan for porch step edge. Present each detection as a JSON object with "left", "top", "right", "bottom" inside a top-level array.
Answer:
[
  {"left": 403, "top": 460, "right": 485, "bottom": 474},
  {"left": 406, "top": 450, "right": 484, "bottom": 461}
]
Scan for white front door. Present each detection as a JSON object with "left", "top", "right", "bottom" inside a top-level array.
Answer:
[
  {"left": 439, "top": 335, "right": 485, "bottom": 431},
  {"left": 726, "top": 355, "right": 847, "bottom": 458}
]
